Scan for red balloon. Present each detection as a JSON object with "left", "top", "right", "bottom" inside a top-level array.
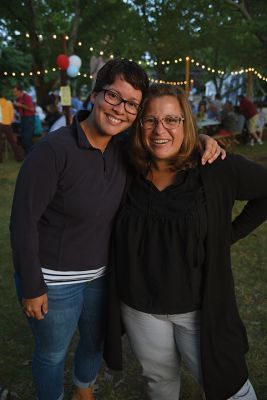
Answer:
[{"left": 56, "top": 54, "right": 69, "bottom": 70}]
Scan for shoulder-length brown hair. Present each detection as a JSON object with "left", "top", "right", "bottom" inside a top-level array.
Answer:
[{"left": 130, "top": 83, "right": 199, "bottom": 174}]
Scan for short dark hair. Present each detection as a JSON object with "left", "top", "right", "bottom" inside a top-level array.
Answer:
[
  {"left": 12, "top": 83, "right": 23, "bottom": 91},
  {"left": 93, "top": 58, "right": 149, "bottom": 98}
]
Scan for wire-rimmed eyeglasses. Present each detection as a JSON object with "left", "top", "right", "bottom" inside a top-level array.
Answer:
[
  {"left": 140, "top": 115, "right": 185, "bottom": 130},
  {"left": 101, "top": 89, "right": 141, "bottom": 115}
]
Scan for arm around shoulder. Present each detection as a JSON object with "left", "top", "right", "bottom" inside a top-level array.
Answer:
[{"left": 229, "top": 154, "right": 267, "bottom": 243}]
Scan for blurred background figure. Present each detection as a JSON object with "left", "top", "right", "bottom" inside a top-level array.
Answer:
[
  {"left": 0, "top": 90, "right": 24, "bottom": 162},
  {"left": 35, "top": 103, "right": 46, "bottom": 122},
  {"left": 44, "top": 104, "right": 66, "bottom": 133},
  {"left": 12, "top": 84, "right": 35, "bottom": 154},
  {"left": 237, "top": 94, "right": 259, "bottom": 146},
  {"left": 34, "top": 103, "right": 46, "bottom": 139},
  {"left": 255, "top": 103, "right": 265, "bottom": 145},
  {"left": 196, "top": 103, "right": 207, "bottom": 121},
  {"left": 83, "top": 94, "right": 94, "bottom": 111},
  {"left": 215, "top": 101, "right": 245, "bottom": 137},
  {"left": 207, "top": 93, "right": 222, "bottom": 120},
  {"left": 71, "top": 95, "right": 83, "bottom": 113}
]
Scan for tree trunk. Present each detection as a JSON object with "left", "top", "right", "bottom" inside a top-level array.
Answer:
[{"left": 68, "top": 0, "right": 81, "bottom": 55}]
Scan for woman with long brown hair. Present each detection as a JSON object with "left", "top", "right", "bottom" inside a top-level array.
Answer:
[{"left": 107, "top": 84, "right": 267, "bottom": 400}]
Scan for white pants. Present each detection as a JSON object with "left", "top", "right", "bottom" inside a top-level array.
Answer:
[{"left": 121, "top": 303, "right": 257, "bottom": 400}]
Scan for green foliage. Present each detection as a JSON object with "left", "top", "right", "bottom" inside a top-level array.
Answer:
[{"left": 0, "top": 0, "right": 266, "bottom": 101}]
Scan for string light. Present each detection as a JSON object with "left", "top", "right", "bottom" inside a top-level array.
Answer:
[
  {"left": 2, "top": 33, "right": 267, "bottom": 82},
  {"left": 21, "top": 33, "right": 267, "bottom": 81},
  {"left": 150, "top": 77, "right": 185, "bottom": 86},
  {"left": 1, "top": 61, "right": 266, "bottom": 82}
]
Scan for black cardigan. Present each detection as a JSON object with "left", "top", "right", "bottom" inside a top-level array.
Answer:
[{"left": 104, "top": 153, "right": 267, "bottom": 400}]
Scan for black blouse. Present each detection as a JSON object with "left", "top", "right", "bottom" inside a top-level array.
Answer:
[{"left": 113, "top": 166, "right": 207, "bottom": 315}]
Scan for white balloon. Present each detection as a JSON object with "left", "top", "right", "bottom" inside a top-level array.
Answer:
[{"left": 69, "top": 55, "right": 82, "bottom": 69}]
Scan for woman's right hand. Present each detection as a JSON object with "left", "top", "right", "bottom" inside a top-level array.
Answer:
[{"left": 22, "top": 294, "right": 48, "bottom": 320}]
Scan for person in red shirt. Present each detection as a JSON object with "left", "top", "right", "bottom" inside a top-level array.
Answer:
[
  {"left": 238, "top": 94, "right": 260, "bottom": 146},
  {"left": 13, "top": 84, "right": 35, "bottom": 154}
]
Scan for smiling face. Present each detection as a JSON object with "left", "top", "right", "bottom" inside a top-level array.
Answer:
[
  {"left": 87, "top": 75, "right": 142, "bottom": 146},
  {"left": 142, "top": 95, "right": 184, "bottom": 164}
]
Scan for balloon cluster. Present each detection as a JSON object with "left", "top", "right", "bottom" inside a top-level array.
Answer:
[{"left": 56, "top": 54, "right": 82, "bottom": 78}]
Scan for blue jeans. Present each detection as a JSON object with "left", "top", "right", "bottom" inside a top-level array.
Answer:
[
  {"left": 20, "top": 115, "right": 34, "bottom": 154},
  {"left": 15, "top": 275, "right": 107, "bottom": 400}
]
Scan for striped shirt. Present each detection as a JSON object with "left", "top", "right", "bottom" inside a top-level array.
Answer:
[{"left": 41, "top": 266, "right": 106, "bottom": 286}]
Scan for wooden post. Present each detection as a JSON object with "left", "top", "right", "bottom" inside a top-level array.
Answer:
[
  {"left": 185, "top": 56, "right": 190, "bottom": 96},
  {"left": 60, "top": 35, "right": 71, "bottom": 125},
  {"left": 247, "top": 69, "right": 253, "bottom": 99}
]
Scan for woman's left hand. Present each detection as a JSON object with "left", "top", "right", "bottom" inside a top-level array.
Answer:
[{"left": 199, "top": 134, "right": 226, "bottom": 165}]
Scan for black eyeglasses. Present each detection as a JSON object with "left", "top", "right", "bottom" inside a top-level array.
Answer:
[
  {"left": 140, "top": 115, "right": 185, "bottom": 130},
  {"left": 101, "top": 89, "right": 141, "bottom": 115}
]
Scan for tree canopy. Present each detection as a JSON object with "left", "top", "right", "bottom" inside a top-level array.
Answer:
[{"left": 0, "top": 0, "right": 266, "bottom": 103}]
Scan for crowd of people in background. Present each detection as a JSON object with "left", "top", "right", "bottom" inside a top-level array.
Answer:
[
  {"left": 0, "top": 83, "right": 266, "bottom": 164},
  {"left": 0, "top": 84, "right": 87, "bottom": 162},
  {"left": 193, "top": 93, "right": 266, "bottom": 145}
]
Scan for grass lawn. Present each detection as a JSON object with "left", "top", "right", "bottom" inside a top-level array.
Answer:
[{"left": 0, "top": 141, "right": 266, "bottom": 399}]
